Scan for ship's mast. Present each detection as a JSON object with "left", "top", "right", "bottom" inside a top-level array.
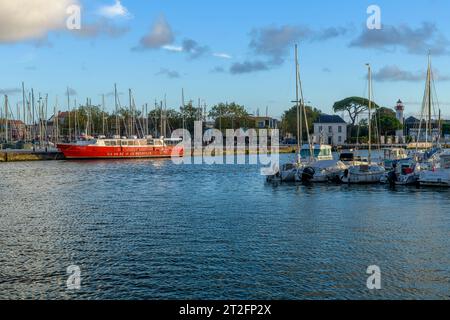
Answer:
[
  {"left": 4, "top": 95, "right": 8, "bottom": 144},
  {"left": 295, "top": 44, "right": 301, "bottom": 161},
  {"left": 128, "top": 89, "right": 132, "bottom": 137},
  {"left": 22, "top": 82, "right": 26, "bottom": 139},
  {"left": 102, "top": 94, "right": 106, "bottom": 136},
  {"left": 367, "top": 63, "right": 372, "bottom": 164},
  {"left": 115, "top": 84, "right": 119, "bottom": 137},
  {"left": 67, "top": 87, "right": 71, "bottom": 142},
  {"left": 31, "top": 89, "right": 35, "bottom": 142},
  {"left": 427, "top": 54, "right": 432, "bottom": 145}
]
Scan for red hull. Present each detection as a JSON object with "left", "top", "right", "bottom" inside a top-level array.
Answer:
[{"left": 57, "top": 144, "right": 184, "bottom": 159}]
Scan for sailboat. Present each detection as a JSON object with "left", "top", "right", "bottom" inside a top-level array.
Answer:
[
  {"left": 339, "top": 64, "right": 385, "bottom": 184},
  {"left": 419, "top": 152, "right": 450, "bottom": 187},
  {"left": 390, "top": 54, "right": 442, "bottom": 185},
  {"left": 268, "top": 44, "right": 306, "bottom": 182},
  {"left": 417, "top": 55, "right": 449, "bottom": 187},
  {"left": 268, "top": 45, "right": 340, "bottom": 183}
]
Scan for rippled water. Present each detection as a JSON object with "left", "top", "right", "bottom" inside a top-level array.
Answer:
[{"left": 0, "top": 154, "right": 449, "bottom": 300}]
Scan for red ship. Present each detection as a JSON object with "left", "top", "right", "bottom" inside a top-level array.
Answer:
[{"left": 57, "top": 137, "right": 184, "bottom": 159}]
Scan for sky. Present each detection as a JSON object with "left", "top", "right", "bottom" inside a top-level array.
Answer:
[{"left": 1, "top": 0, "right": 450, "bottom": 120}]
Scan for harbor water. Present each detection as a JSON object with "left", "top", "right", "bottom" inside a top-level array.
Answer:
[{"left": 0, "top": 153, "right": 449, "bottom": 300}]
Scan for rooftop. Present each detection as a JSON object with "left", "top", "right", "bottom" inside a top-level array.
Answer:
[{"left": 315, "top": 114, "right": 346, "bottom": 124}]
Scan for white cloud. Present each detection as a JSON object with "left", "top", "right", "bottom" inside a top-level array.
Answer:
[
  {"left": 0, "top": 0, "right": 79, "bottom": 43},
  {"left": 163, "top": 45, "right": 183, "bottom": 52},
  {"left": 213, "top": 52, "right": 232, "bottom": 59},
  {"left": 98, "top": 0, "right": 131, "bottom": 19}
]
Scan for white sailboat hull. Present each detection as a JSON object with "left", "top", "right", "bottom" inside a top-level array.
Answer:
[
  {"left": 340, "top": 165, "right": 385, "bottom": 184},
  {"left": 419, "top": 170, "right": 450, "bottom": 187},
  {"left": 299, "top": 160, "right": 347, "bottom": 183}
]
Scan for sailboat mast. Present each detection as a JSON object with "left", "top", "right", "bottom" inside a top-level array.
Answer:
[
  {"left": 55, "top": 96, "right": 59, "bottom": 144},
  {"left": 4, "top": 95, "right": 8, "bottom": 144},
  {"left": 22, "top": 82, "right": 26, "bottom": 134},
  {"left": 367, "top": 64, "right": 372, "bottom": 164},
  {"left": 427, "top": 54, "right": 432, "bottom": 144},
  {"left": 295, "top": 44, "right": 301, "bottom": 158},
  {"left": 31, "top": 89, "right": 35, "bottom": 141},
  {"left": 102, "top": 94, "right": 106, "bottom": 136},
  {"left": 114, "top": 84, "right": 119, "bottom": 137},
  {"left": 182, "top": 89, "right": 186, "bottom": 140},
  {"left": 438, "top": 108, "right": 442, "bottom": 145},
  {"left": 66, "top": 88, "right": 71, "bottom": 142},
  {"left": 129, "top": 89, "right": 132, "bottom": 137}
]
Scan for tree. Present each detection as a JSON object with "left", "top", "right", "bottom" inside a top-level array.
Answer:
[
  {"left": 179, "top": 101, "right": 203, "bottom": 133},
  {"left": 59, "top": 105, "right": 107, "bottom": 136},
  {"left": 281, "top": 105, "right": 321, "bottom": 140},
  {"left": 348, "top": 118, "right": 369, "bottom": 143},
  {"left": 372, "top": 107, "right": 402, "bottom": 136},
  {"left": 333, "top": 97, "right": 380, "bottom": 126},
  {"left": 148, "top": 108, "right": 183, "bottom": 135},
  {"left": 209, "top": 102, "right": 250, "bottom": 130}
]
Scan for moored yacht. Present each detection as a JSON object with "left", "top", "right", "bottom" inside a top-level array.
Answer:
[
  {"left": 297, "top": 144, "right": 347, "bottom": 183},
  {"left": 300, "top": 144, "right": 333, "bottom": 161},
  {"left": 418, "top": 153, "right": 450, "bottom": 187},
  {"left": 381, "top": 158, "right": 420, "bottom": 186},
  {"left": 340, "top": 163, "right": 385, "bottom": 184}
]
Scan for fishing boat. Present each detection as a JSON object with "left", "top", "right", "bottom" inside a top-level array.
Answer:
[
  {"left": 57, "top": 136, "right": 184, "bottom": 159},
  {"left": 339, "top": 64, "right": 385, "bottom": 184},
  {"left": 419, "top": 153, "right": 450, "bottom": 187}
]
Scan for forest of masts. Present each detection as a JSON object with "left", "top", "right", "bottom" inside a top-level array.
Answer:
[{"left": 0, "top": 83, "right": 243, "bottom": 146}]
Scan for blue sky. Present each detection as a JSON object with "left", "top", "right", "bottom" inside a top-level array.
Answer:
[{"left": 1, "top": 0, "right": 450, "bottom": 120}]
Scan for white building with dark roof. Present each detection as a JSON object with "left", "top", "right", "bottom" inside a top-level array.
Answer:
[{"left": 313, "top": 114, "right": 348, "bottom": 146}]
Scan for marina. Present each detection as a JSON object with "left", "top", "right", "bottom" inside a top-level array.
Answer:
[{"left": 2, "top": 0, "right": 450, "bottom": 305}]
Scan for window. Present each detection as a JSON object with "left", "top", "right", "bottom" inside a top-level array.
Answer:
[
  {"left": 338, "top": 126, "right": 342, "bottom": 133},
  {"left": 319, "top": 126, "right": 323, "bottom": 132},
  {"left": 329, "top": 126, "right": 332, "bottom": 133},
  {"left": 338, "top": 136, "right": 342, "bottom": 143},
  {"left": 105, "top": 141, "right": 117, "bottom": 146}
]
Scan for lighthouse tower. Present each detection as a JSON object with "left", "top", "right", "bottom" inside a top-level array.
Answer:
[{"left": 395, "top": 99, "right": 405, "bottom": 142}]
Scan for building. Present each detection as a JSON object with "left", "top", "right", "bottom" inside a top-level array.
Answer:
[
  {"left": 404, "top": 116, "right": 441, "bottom": 142},
  {"left": 313, "top": 115, "right": 347, "bottom": 146},
  {"left": 0, "top": 119, "right": 26, "bottom": 141},
  {"left": 249, "top": 116, "right": 279, "bottom": 130},
  {"left": 57, "top": 111, "right": 70, "bottom": 125}
]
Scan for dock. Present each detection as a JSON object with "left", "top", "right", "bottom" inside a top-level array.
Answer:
[
  {"left": 338, "top": 143, "right": 450, "bottom": 150},
  {"left": 0, "top": 150, "right": 65, "bottom": 162},
  {"left": 0, "top": 146, "right": 295, "bottom": 163}
]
